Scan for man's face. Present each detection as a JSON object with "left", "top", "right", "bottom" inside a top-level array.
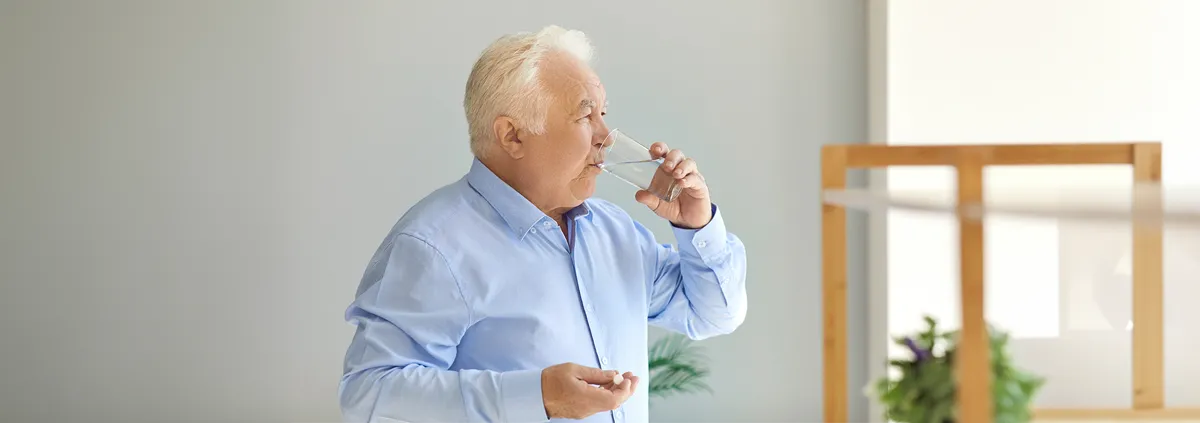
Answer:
[{"left": 516, "top": 53, "right": 610, "bottom": 208}]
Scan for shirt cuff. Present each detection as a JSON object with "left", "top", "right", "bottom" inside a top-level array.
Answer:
[
  {"left": 500, "top": 368, "right": 549, "bottom": 423},
  {"left": 672, "top": 203, "right": 729, "bottom": 260}
]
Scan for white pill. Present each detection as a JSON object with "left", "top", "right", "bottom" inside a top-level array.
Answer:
[{"left": 612, "top": 373, "right": 624, "bottom": 385}]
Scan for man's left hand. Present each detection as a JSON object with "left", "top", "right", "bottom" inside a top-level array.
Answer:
[{"left": 635, "top": 142, "right": 713, "bottom": 229}]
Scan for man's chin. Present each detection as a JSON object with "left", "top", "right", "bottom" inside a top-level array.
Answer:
[
  {"left": 569, "top": 182, "right": 597, "bottom": 202},
  {"left": 573, "top": 189, "right": 595, "bottom": 201}
]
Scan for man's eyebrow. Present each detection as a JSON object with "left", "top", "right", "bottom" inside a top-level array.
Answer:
[{"left": 577, "top": 99, "right": 596, "bottom": 114}]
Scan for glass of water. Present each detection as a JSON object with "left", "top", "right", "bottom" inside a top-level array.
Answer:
[{"left": 595, "top": 128, "right": 683, "bottom": 202}]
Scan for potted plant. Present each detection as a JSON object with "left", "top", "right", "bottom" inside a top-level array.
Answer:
[
  {"left": 647, "top": 333, "right": 713, "bottom": 400},
  {"left": 867, "top": 316, "right": 1046, "bottom": 423}
]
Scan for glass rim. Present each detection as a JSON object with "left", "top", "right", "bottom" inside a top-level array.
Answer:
[{"left": 601, "top": 127, "right": 621, "bottom": 151}]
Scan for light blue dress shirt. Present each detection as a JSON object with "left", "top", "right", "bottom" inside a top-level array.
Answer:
[{"left": 339, "top": 159, "right": 748, "bottom": 423}]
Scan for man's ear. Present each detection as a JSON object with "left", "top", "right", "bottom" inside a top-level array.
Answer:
[{"left": 492, "top": 116, "right": 525, "bottom": 159}]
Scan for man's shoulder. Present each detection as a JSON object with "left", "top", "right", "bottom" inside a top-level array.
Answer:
[{"left": 388, "top": 178, "right": 491, "bottom": 243}]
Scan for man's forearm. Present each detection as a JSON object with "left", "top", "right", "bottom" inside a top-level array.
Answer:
[
  {"left": 675, "top": 230, "right": 748, "bottom": 333},
  {"left": 649, "top": 205, "right": 748, "bottom": 338},
  {"left": 339, "top": 364, "right": 547, "bottom": 423}
]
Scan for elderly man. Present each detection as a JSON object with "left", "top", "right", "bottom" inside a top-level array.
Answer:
[{"left": 339, "top": 25, "right": 748, "bottom": 423}]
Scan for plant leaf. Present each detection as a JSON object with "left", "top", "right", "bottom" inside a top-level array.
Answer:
[{"left": 647, "top": 334, "right": 713, "bottom": 399}]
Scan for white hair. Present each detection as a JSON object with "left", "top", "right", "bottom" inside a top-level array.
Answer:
[{"left": 463, "top": 25, "right": 594, "bottom": 158}]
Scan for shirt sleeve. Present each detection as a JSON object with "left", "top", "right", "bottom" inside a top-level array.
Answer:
[
  {"left": 339, "top": 233, "right": 549, "bottom": 423},
  {"left": 642, "top": 203, "right": 749, "bottom": 339}
]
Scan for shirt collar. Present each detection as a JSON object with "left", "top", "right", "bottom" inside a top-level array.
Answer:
[{"left": 465, "top": 159, "right": 592, "bottom": 238}]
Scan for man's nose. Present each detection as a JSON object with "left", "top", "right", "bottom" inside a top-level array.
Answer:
[{"left": 594, "top": 122, "right": 613, "bottom": 149}]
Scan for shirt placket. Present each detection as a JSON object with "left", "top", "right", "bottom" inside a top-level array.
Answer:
[{"left": 566, "top": 219, "right": 622, "bottom": 423}]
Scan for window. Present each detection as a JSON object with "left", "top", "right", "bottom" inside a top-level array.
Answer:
[{"left": 881, "top": 0, "right": 1200, "bottom": 408}]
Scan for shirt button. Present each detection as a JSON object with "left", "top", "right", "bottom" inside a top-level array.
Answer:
[
  {"left": 543, "top": 221, "right": 554, "bottom": 228},
  {"left": 697, "top": 240, "right": 707, "bottom": 248},
  {"left": 601, "top": 357, "right": 609, "bottom": 366}
]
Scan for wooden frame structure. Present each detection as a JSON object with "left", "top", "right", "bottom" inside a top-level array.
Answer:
[{"left": 820, "top": 142, "right": 1200, "bottom": 422}]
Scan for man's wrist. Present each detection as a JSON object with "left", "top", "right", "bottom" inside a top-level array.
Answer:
[
  {"left": 500, "top": 368, "right": 550, "bottom": 422},
  {"left": 672, "top": 203, "right": 727, "bottom": 257},
  {"left": 670, "top": 203, "right": 717, "bottom": 230}
]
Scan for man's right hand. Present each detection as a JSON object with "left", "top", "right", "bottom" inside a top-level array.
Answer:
[{"left": 541, "top": 362, "right": 639, "bottom": 420}]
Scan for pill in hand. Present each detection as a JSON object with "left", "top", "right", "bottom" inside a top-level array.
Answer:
[{"left": 612, "top": 372, "right": 624, "bottom": 385}]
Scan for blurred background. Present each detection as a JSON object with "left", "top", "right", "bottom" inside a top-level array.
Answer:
[{"left": 5, "top": 0, "right": 1199, "bottom": 422}]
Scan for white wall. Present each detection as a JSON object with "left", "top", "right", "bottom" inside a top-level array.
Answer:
[
  {"left": 882, "top": 0, "right": 1200, "bottom": 415},
  {"left": 0, "top": 1, "right": 869, "bottom": 421}
]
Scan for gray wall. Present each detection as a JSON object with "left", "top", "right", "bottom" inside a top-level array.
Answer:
[{"left": 0, "top": 1, "right": 868, "bottom": 422}]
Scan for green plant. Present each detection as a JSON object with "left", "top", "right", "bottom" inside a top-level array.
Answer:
[
  {"left": 868, "top": 316, "right": 1046, "bottom": 423},
  {"left": 647, "top": 333, "right": 713, "bottom": 399}
]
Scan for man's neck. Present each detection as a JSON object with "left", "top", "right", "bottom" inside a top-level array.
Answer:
[{"left": 479, "top": 157, "right": 570, "bottom": 223}]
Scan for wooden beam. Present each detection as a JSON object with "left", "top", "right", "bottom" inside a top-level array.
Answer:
[
  {"left": 1132, "top": 143, "right": 1165, "bottom": 409},
  {"left": 1034, "top": 407, "right": 1200, "bottom": 420},
  {"left": 821, "top": 145, "right": 848, "bottom": 423},
  {"left": 819, "top": 142, "right": 1167, "bottom": 422},
  {"left": 838, "top": 143, "right": 1138, "bottom": 168},
  {"left": 956, "top": 151, "right": 992, "bottom": 423}
]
